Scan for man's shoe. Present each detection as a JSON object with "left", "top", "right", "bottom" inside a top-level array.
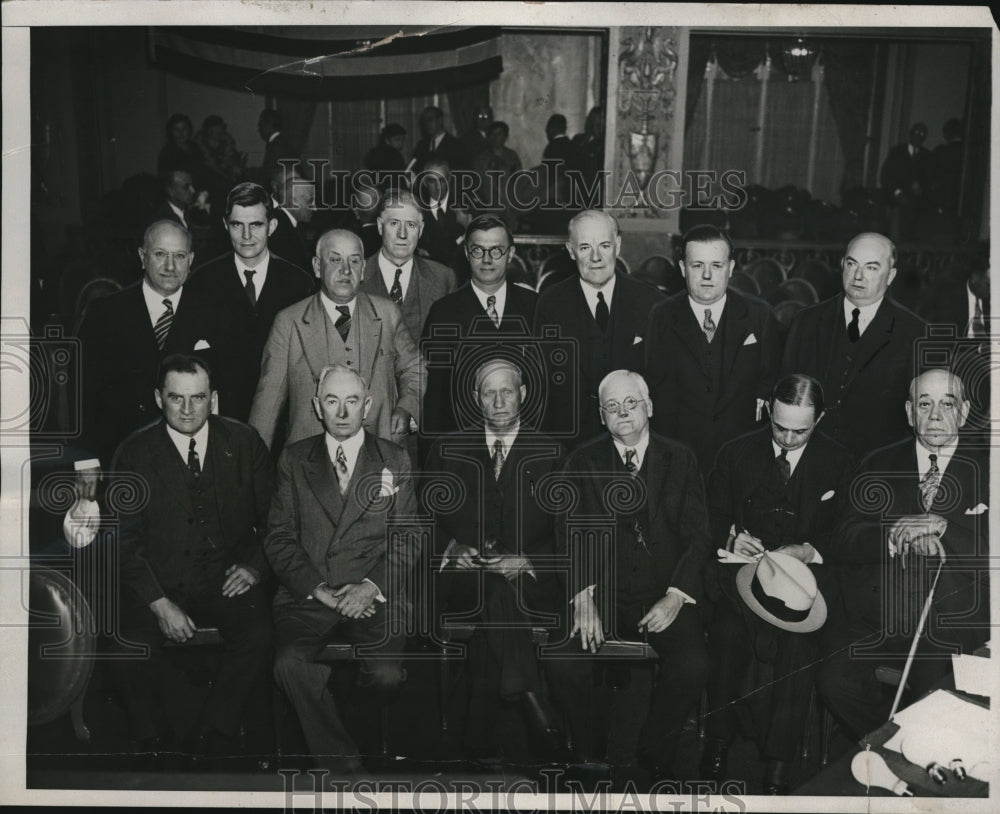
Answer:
[
  {"left": 699, "top": 737, "right": 729, "bottom": 782},
  {"left": 763, "top": 759, "right": 789, "bottom": 794}
]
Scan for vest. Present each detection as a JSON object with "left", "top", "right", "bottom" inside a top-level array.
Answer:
[
  {"left": 322, "top": 303, "right": 361, "bottom": 372},
  {"left": 181, "top": 444, "right": 228, "bottom": 594},
  {"left": 741, "top": 450, "right": 799, "bottom": 549},
  {"left": 612, "top": 450, "right": 659, "bottom": 601}
]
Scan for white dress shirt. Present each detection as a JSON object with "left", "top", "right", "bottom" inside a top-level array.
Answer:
[
  {"left": 916, "top": 438, "right": 958, "bottom": 480},
  {"left": 378, "top": 253, "right": 414, "bottom": 299},
  {"left": 688, "top": 294, "right": 727, "bottom": 331},
  {"left": 579, "top": 275, "right": 616, "bottom": 318},
  {"left": 167, "top": 201, "right": 187, "bottom": 229},
  {"left": 142, "top": 280, "right": 182, "bottom": 329},
  {"left": 320, "top": 294, "right": 355, "bottom": 329},
  {"left": 843, "top": 296, "right": 883, "bottom": 338},
  {"left": 235, "top": 249, "right": 270, "bottom": 301},
  {"left": 770, "top": 440, "right": 806, "bottom": 477},
  {"left": 165, "top": 421, "right": 210, "bottom": 470},
  {"left": 471, "top": 280, "right": 507, "bottom": 321}
]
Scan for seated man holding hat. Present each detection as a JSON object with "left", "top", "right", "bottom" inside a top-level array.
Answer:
[{"left": 702, "top": 373, "right": 855, "bottom": 793}]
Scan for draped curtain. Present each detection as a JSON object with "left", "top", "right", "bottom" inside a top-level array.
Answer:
[
  {"left": 684, "top": 35, "right": 713, "bottom": 133},
  {"left": 823, "top": 41, "right": 880, "bottom": 195}
]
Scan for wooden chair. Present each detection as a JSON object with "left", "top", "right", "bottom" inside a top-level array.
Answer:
[
  {"left": 746, "top": 258, "right": 785, "bottom": 298},
  {"left": 729, "top": 270, "right": 761, "bottom": 297}
]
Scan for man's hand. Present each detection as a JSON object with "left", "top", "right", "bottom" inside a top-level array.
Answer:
[
  {"left": 74, "top": 468, "right": 101, "bottom": 502},
  {"left": 450, "top": 544, "right": 480, "bottom": 570},
  {"left": 330, "top": 582, "right": 380, "bottom": 619},
  {"left": 889, "top": 513, "right": 948, "bottom": 564},
  {"left": 732, "top": 530, "right": 765, "bottom": 558},
  {"left": 390, "top": 408, "right": 412, "bottom": 438},
  {"left": 483, "top": 553, "right": 532, "bottom": 581},
  {"left": 221, "top": 563, "right": 259, "bottom": 598},
  {"left": 773, "top": 543, "right": 815, "bottom": 564},
  {"left": 571, "top": 591, "right": 604, "bottom": 653},
  {"left": 150, "top": 597, "right": 196, "bottom": 643},
  {"left": 638, "top": 592, "right": 684, "bottom": 634}
]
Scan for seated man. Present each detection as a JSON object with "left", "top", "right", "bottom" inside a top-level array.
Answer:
[
  {"left": 424, "top": 359, "right": 566, "bottom": 762},
  {"left": 111, "top": 354, "right": 273, "bottom": 763},
  {"left": 266, "top": 364, "right": 420, "bottom": 774},
  {"left": 701, "top": 374, "right": 855, "bottom": 793},
  {"left": 560, "top": 369, "right": 712, "bottom": 777},
  {"left": 819, "top": 368, "right": 990, "bottom": 739}
]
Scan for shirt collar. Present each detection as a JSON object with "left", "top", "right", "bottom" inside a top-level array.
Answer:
[
  {"left": 688, "top": 294, "right": 727, "bottom": 327},
  {"left": 319, "top": 293, "right": 356, "bottom": 327},
  {"left": 843, "top": 295, "right": 883, "bottom": 336},
  {"left": 142, "top": 279, "right": 182, "bottom": 325},
  {"left": 164, "top": 420, "right": 210, "bottom": 465},
  {"left": 579, "top": 274, "right": 616, "bottom": 315},
  {"left": 282, "top": 207, "right": 298, "bottom": 229},
  {"left": 378, "top": 252, "right": 414, "bottom": 293},
  {"left": 269, "top": 131, "right": 281, "bottom": 143},
  {"left": 325, "top": 428, "right": 366, "bottom": 474},
  {"left": 431, "top": 132, "right": 444, "bottom": 151},
  {"left": 234, "top": 249, "right": 270, "bottom": 286},
  {"left": 167, "top": 201, "right": 187, "bottom": 225},
  {"left": 612, "top": 430, "right": 650, "bottom": 469},
  {"left": 771, "top": 439, "right": 806, "bottom": 475},
  {"left": 471, "top": 280, "right": 507, "bottom": 317},
  {"left": 485, "top": 422, "right": 520, "bottom": 452},
  {"left": 915, "top": 438, "right": 958, "bottom": 476}
]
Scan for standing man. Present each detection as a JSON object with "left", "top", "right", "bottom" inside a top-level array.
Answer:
[
  {"left": 819, "top": 369, "right": 990, "bottom": 738},
  {"left": 249, "top": 229, "right": 424, "bottom": 451},
  {"left": 77, "top": 220, "right": 222, "bottom": 461},
  {"left": 701, "top": 374, "right": 855, "bottom": 793},
  {"left": 257, "top": 108, "right": 299, "bottom": 181},
  {"left": 645, "top": 225, "right": 783, "bottom": 470},
  {"left": 560, "top": 370, "right": 711, "bottom": 776},
  {"left": 880, "top": 122, "right": 930, "bottom": 240},
  {"left": 457, "top": 105, "right": 494, "bottom": 170},
  {"left": 111, "top": 354, "right": 272, "bottom": 762},
  {"left": 186, "top": 182, "right": 315, "bottom": 421},
  {"left": 420, "top": 215, "right": 537, "bottom": 449},
  {"left": 533, "top": 210, "right": 664, "bottom": 448},
  {"left": 782, "top": 231, "right": 927, "bottom": 458},
  {"left": 267, "top": 364, "right": 419, "bottom": 773},
  {"left": 424, "top": 359, "right": 567, "bottom": 761},
  {"left": 411, "top": 106, "right": 462, "bottom": 174},
  {"left": 360, "top": 189, "right": 458, "bottom": 345},
  {"left": 415, "top": 159, "right": 467, "bottom": 271},
  {"left": 268, "top": 165, "right": 316, "bottom": 273}
]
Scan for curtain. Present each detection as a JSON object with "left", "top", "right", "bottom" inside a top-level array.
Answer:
[
  {"left": 823, "top": 41, "right": 878, "bottom": 196},
  {"left": 685, "top": 36, "right": 713, "bottom": 133},
  {"left": 276, "top": 98, "right": 317, "bottom": 161},
  {"left": 446, "top": 81, "right": 491, "bottom": 140}
]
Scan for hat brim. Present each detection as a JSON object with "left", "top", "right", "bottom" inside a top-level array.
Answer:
[{"left": 736, "top": 561, "right": 827, "bottom": 633}]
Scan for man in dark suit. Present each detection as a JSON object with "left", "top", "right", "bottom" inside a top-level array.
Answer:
[
  {"left": 559, "top": 369, "right": 711, "bottom": 776},
  {"left": 257, "top": 108, "right": 298, "bottom": 181},
  {"left": 111, "top": 354, "right": 272, "bottom": 762},
  {"left": 420, "top": 215, "right": 537, "bottom": 452},
  {"left": 151, "top": 167, "right": 224, "bottom": 264},
  {"left": 268, "top": 165, "right": 316, "bottom": 273},
  {"left": 701, "top": 374, "right": 855, "bottom": 793},
  {"left": 359, "top": 189, "right": 458, "bottom": 345},
  {"left": 424, "top": 359, "right": 568, "bottom": 760},
  {"left": 457, "top": 105, "right": 493, "bottom": 171},
  {"left": 77, "top": 220, "right": 223, "bottom": 461},
  {"left": 186, "top": 182, "right": 315, "bottom": 422},
  {"left": 782, "top": 231, "right": 927, "bottom": 459},
  {"left": 415, "top": 159, "right": 466, "bottom": 270},
  {"left": 880, "top": 122, "right": 930, "bottom": 240},
  {"left": 267, "top": 364, "right": 420, "bottom": 773},
  {"left": 249, "top": 229, "right": 425, "bottom": 451},
  {"left": 818, "top": 368, "right": 990, "bottom": 739},
  {"left": 645, "top": 225, "right": 783, "bottom": 470},
  {"left": 411, "top": 106, "right": 462, "bottom": 174},
  {"left": 533, "top": 210, "right": 665, "bottom": 449}
]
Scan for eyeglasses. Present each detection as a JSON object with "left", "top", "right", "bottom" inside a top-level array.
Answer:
[
  {"left": 467, "top": 245, "right": 511, "bottom": 260},
  {"left": 601, "top": 397, "right": 643, "bottom": 415}
]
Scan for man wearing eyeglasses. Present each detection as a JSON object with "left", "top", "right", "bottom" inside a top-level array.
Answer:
[
  {"left": 77, "top": 220, "right": 224, "bottom": 461},
  {"left": 360, "top": 188, "right": 457, "bottom": 345},
  {"left": 419, "top": 216, "right": 538, "bottom": 459},
  {"left": 185, "top": 182, "right": 316, "bottom": 421},
  {"left": 700, "top": 374, "right": 854, "bottom": 793},
  {"left": 558, "top": 369, "right": 712, "bottom": 779}
]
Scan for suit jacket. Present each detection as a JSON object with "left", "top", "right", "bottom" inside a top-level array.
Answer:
[
  {"left": 185, "top": 252, "right": 316, "bottom": 421},
  {"left": 268, "top": 211, "right": 313, "bottom": 274},
  {"left": 360, "top": 253, "right": 458, "bottom": 345},
  {"left": 412, "top": 132, "right": 463, "bottom": 173},
  {"left": 880, "top": 143, "right": 930, "bottom": 199},
  {"left": 76, "top": 281, "right": 225, "bottom": 461},
  {"left": 265, "top": 430, "right": 419, "bottom": 604},
  {"left": 533, "top": 272, "right": 665, "bottom": 447},
  {"left": 248, "top": 291, "right": 425, "bottom": 450},
  {"left": 262, "top": 131, "right": 299, "bottom": 175},
  {"left": 418, "top": 205, "right": 465, "bottom": 269},
  {"left": 646, "top": 290, "right": 783, "bottom": 469},
  {"left": 782, "top": 294, "right": 927, "bottom": 459},
  {"left": 827, "top": 438, "right": 989, "bottom": 644},
  {"left": 560, "top": 432, "right": 712, "bottom": 605},
  {"left": 112, "top": 416, "right": 273, "bottom": 606},
  {"left": 420, "top": 281, "right": 538, "bottom": 437}
]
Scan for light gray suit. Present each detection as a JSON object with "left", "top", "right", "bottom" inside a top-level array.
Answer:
[{"left": 361, "top": 253, "right": 457, "bottom": 344}]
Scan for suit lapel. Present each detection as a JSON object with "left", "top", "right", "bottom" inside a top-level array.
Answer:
[
  {"left": 334, "top": 433, "right": 384, "bottom": 539},
  {"left": 719, "top": 294, "right": 748, "bottom": 381},
  {"left": 205, "top": 417, "right": 236, "bottom": 532},
  {"left": 356, "top": 293, "right": 384, "bottom": 386},
  {"left": 149, "top": 422, "right": 196, "bottom": 516},
  {"left": 671, "top": 298, "right": 705, "bottom": 361},
  {"left": 843, "top": 299, "right": 895, "bottom": 387},
  {"left": 365, "top": 257, "right": 390, "bottom": 298},
  {"left": 295, "top": 295, "right": 333, "bottom": 382},
  {"left": 128, "top": 285, "right": 161, "bottom": 355},
  {"left": 645, "top": 437, "right": 667, "bottom": 523},
  {"left": 303, "top": 435, "right": 343, "bottom": 530},
  {"left": 409, "top": 258, "right": 427, "bottom": 319}
]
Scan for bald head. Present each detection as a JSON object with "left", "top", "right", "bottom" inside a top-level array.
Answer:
[
  {"left": 842, "top": 232, "right": 897, "bottom": 308},
  {"left": 314, "top": 229, "right": 365, "bottom": 304},
  {"left": 905, "top": 368, "right": 970, "bottom": 450},
  {"left": 139, "top": 220, "right": 194, "bottom": 297}
]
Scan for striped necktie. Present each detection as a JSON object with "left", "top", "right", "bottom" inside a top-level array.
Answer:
[
  {"left": 335, "top": 444, "right": 350, "bottom": 494},
  {"left": 335, "top": 305, "right": 351, "bottom": 342},
  {"left": 919, "top": 454, "right": 941, "bottom": 511},
  {"left": 486, "top": 295, "right": 500, "bottom": 328},
  {"left": 153, "top": 299, "right": 174, "bottom": 350},
  {"left": 187, "top": 437, "right": 201, "bottom": 477},
  {"left": 492, "top": 439, "right": 505, "bottom": 481},
  {"left": 703, "top": 308, "right": 716, "bottom": 343},
  {"left": 389, "top": 268, "right": 403, "bottom": 304}
]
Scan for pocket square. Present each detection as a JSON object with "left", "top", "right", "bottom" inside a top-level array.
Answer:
[
  {"left": 965, "top": 503, "right": 988, "bottom": 515},
  {"left": 742, "top": 333, "right": 757, "bottom": 346},
  {"left": 379, "top": 467, "right": 399, "bottom": 497},
  {"left": 821, "top": 490, "right": 835, "bottom": 501},
  {"left": 193, "top": 339, "right": 211, "bottom": 350},
  {"left": 633, "top": 336, "right": 643, "bottom": 345}
]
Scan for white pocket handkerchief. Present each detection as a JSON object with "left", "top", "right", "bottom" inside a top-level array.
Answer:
[
  {"left": 379, "top": 467, "right": 399, "bottom": 497},
  {"left": 633, "top": 336, "right": 643, "bottom": 345},
  {"left": 743, "top": 333, "right": 757, "bottom": 346},
  {"left": 965, "top": 503, "right": 988, "bottom": 516},
  {"left": 193, "top": 339, "right": 211, "bottom": 350},
  {"left": 821, "top": 490, "right": 836, "bottom": 501}
]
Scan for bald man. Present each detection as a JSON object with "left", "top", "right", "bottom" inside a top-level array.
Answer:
[
  {"left": 77, "top": 219, "right": 226, "bottom": 459},
  {"left": 819, "top": 369, "right": 989, "bottom": 738},
  {"left": 249, "top": 228, "right": 425, "bottom": 451},
  {"left": 533, "top": 210, "right": 665, "bottom": 448},
  {"left": 782, "top": 231, "right": 927, "bottom": 458}
]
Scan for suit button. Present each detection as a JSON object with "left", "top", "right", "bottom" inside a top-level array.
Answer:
[
  {"left": 199, "top": 519, "right": 206, "bottom": 525},
  {"left": 346, "top": 360, "right": 353, "bottom": 366}
]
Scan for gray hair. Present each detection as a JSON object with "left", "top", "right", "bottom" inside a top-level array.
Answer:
[{"left": 315, "top": 363, "right": 368, "bottom": 397}]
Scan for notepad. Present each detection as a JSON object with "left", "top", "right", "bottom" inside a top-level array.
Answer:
[{"left": 952, "top": 653, "right": 992, "bottom": 698}]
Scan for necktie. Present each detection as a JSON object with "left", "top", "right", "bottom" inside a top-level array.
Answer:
[
  {"left": 153, "top": 298, "right": 174, "bottom": 350},
  {"left": 703, "top": 308, "right": 716, "bottom": 343},
  {"left": 595, "top": 291, "right": 610, "bottom": 333},
  {"left": 972, "top": 298, "right": 987, "bottom": 337},
  {"left": 335, "top": 305, "right": 351, "bottom": 342},
  {"left": 492, "top": 439, "right": 505, "bottom": 481},
  {"left": 776, "top": 448, "right": 791, "bottom": 486},
  {"left": 187, "top": 437, "right": 201, "bottom": 477},
  {"left": 335, "top": 444, "right": 350, "bottom": 494},
  {"left": 244, "top": 270, "right": 257, "bottom": 308},
  {"left": 389, "top": 268, "right": 403, "bottom": 305},
  {"left": 624, "top": 448, "right": 638, "bottom": 476},
  {"left": 486, "top": 294, "right": 500, "bottom": 328},
  {"left": 847, "top": 308, "right": 861, "bottom": 343},
  {"left": 920, "top": 453, "right": 941, "bottom": 511}
]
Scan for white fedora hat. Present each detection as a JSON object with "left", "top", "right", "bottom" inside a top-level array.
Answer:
[{"left": 736, "top": 551, "right": 827, "bottom": 633}]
